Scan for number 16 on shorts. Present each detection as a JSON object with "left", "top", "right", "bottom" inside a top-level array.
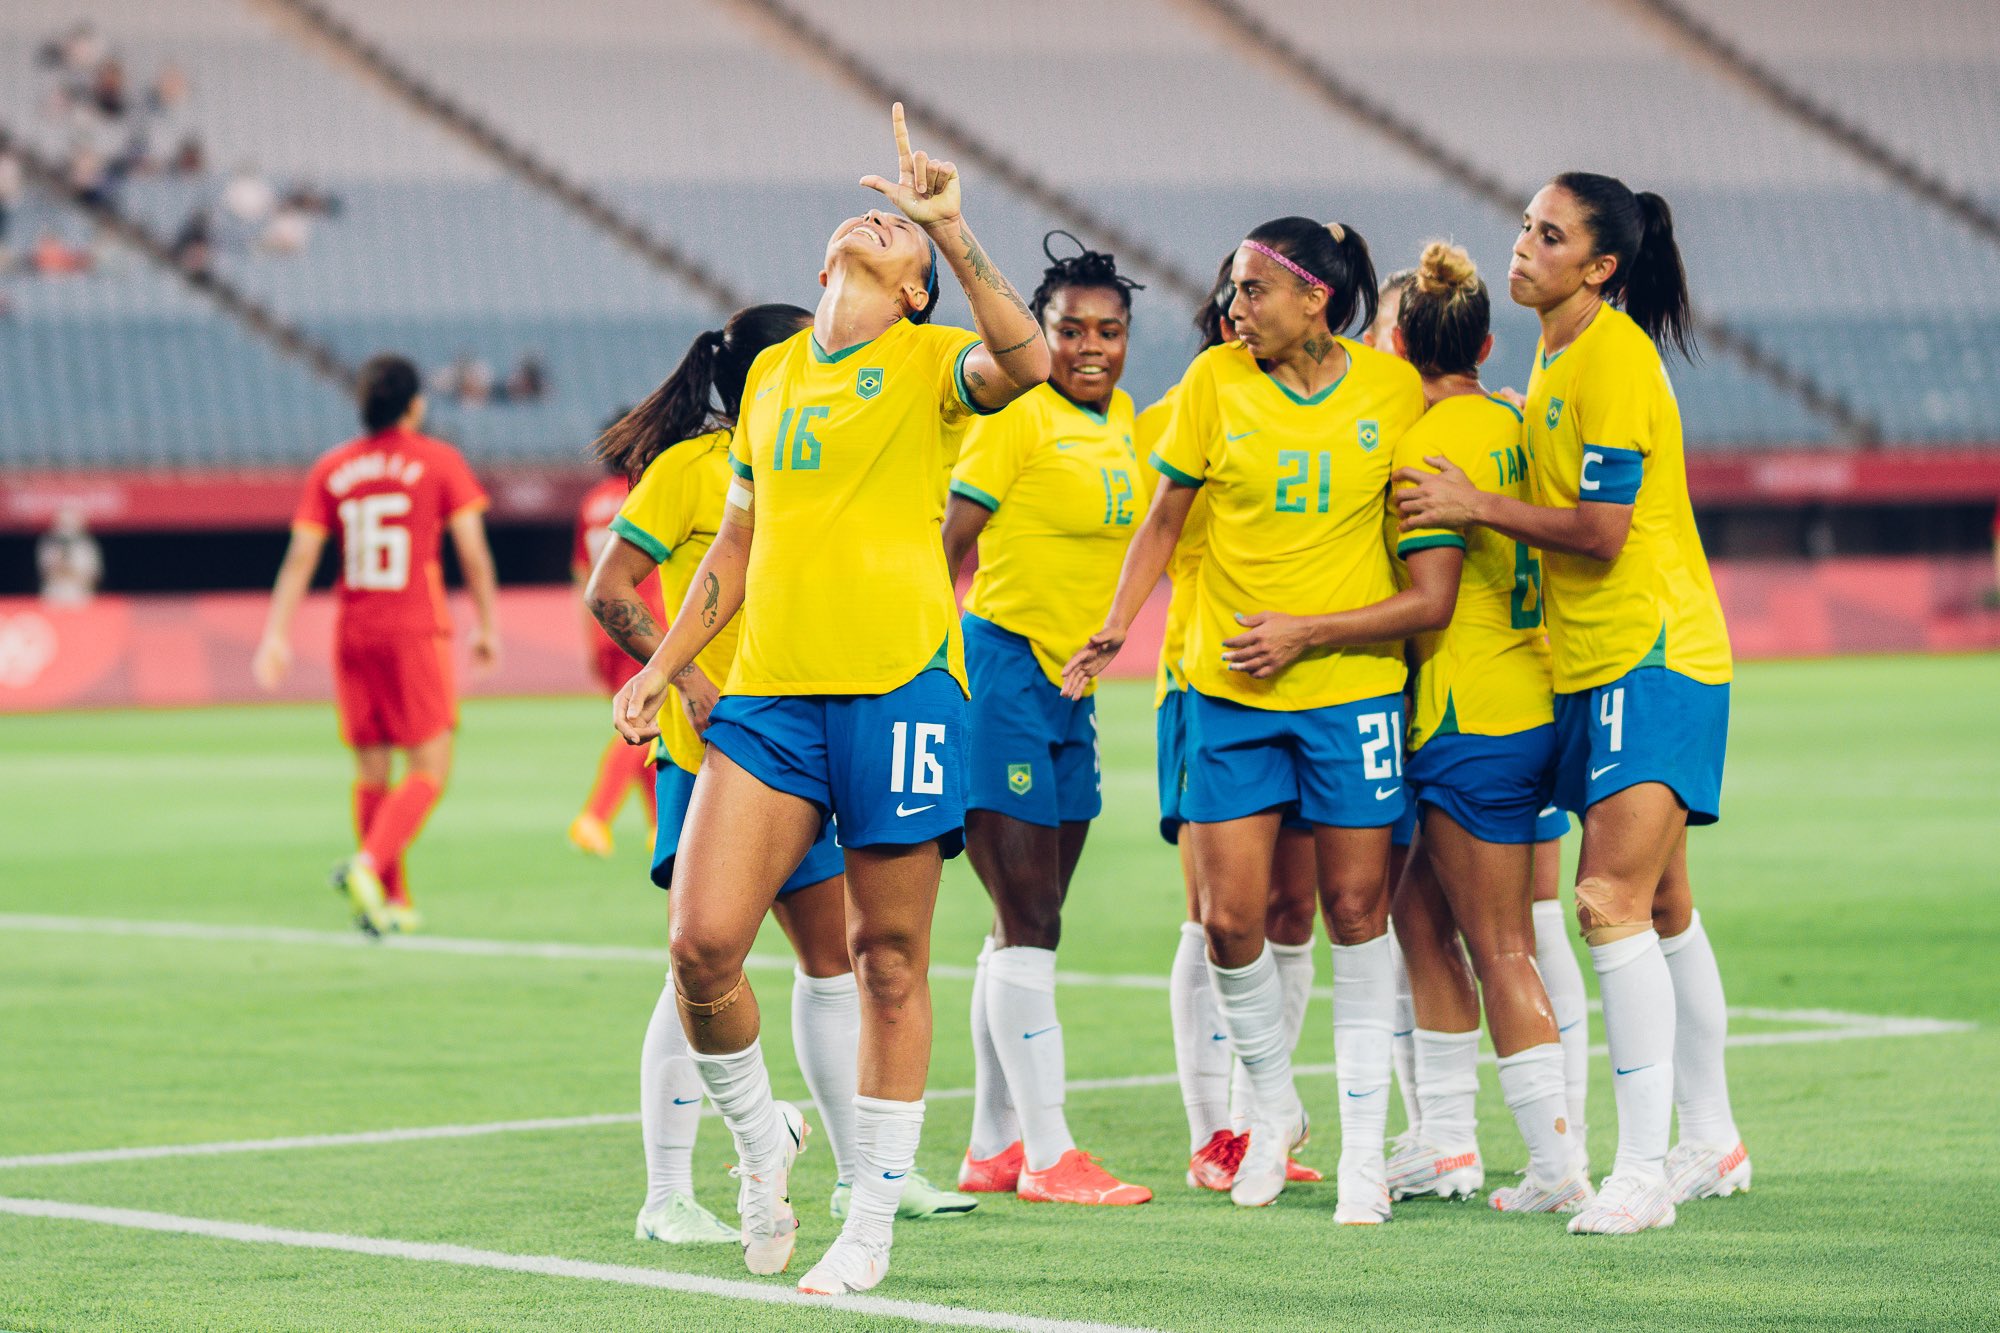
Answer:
[{"left": 889, "top": 720, "right": 947, "bottom": 795}]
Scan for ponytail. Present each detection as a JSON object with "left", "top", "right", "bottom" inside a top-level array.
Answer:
[
  {"left": 592, "top": 303, "right": 812, "bottom": 483},
  {"left": 1242, "top": 216, "right": 1379, "bottom": 336},
  {"left": 1397, "top": 241, "right": 1489, "bottom": 379},
  {"left": 1194, "top": 252, "right": 1236, "bottom": 351},
  {"left": 1551, "top": 172, "right": 1697, "bottom": 361}
]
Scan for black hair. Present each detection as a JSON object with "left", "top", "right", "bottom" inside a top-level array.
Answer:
[
  {"left": 910, "top": 239, "right": 940, "bottom": 325},
  {"left": 1550, "top": 171, "right": 1697, "bottom": 361},
  {"left": 1194, "top": 253, "right": 1235, "bottom": 351},
  {"left": 1030, "top": 230, "right": 1144, "bottom": 323},
  {"left": 357, "top": 354, "right": 420, "bottom": 433},
  {"left": 1242, "top": 216, "right": 1378, "bottom": 336},
  {"left": 1396, "top": 242, "right": 1489, "bottom": 379},
  {"left": 593, "top": 303, "right": 812, "bottom": 482}
]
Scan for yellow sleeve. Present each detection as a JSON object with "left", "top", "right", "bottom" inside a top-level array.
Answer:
[
  {"left": 1577, "top": 335, "right": 1655, "bottom": 460},
  {"left": 1152, "top": 358, "right": 1217, "bottom": 488},
  {"left": 1391, "top": 419, "right": 1467, "bottom": 558},
  {"left": 949, "top": 397, "right": 1031, "bottom": 513},
  {"left": 928, "top": 325, "right": 990, "bottom": 430},
  {"left": 613, "top": 446, "right": 700, "bottom": 566}
]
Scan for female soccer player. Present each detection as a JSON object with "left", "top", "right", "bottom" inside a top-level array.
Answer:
[
  {"left": 940, "top": 233, "right": 1151, "bottom": 1206},
  {"left": 1156, "top": 260, "right": 1321, "bottom": 1194},
  {"left": 1065, "top": 218, "right": 1425, "bottom": 1219},
  {"left": 613, "top": 105, "right": 1048, "bottom": 1294},
  {"left": 1358, "top": 242, "right": 1589, "bottom": 1212},
  {"left": 587, "top": 308, "right": 976, "bottom": 1244},
  {"left": 1398, "top": 173, "right": 1747, "bottom": 1234}
]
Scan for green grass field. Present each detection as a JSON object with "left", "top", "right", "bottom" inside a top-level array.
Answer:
[{"left": 3, "top": 655, "right": 1998, "bottom": 1331}]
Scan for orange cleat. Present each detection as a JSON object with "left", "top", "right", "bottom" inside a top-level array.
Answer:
[
  {"left": 1018, "top": 1149, "right": 1152, "bottom": 1206},
  {"left": 958, "top": 1141, "right": 1025, "bottom": 1193},
  {"left": 1187, "top": 1130, "right": 1246, "bottom": 1191},
  {"left": 1286, "top": 1156, "right": 1325, "bottom": 1183},
  {"left": 567, "top": 813, "right": 614, "bottom": 857}
]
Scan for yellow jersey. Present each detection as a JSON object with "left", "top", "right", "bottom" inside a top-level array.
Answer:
[
  {"left": 952, "top": 383, "right": 1141, "bottom": 691},
  {"left": 1393, "top": 394, "right": 1555, "bottom": 749},
  {"left": 728, "top": 320, "right": 985, "bottom": 696},
  {"left": 1140, "top": 385, "right": 1213, "bottom": 706},
  {"left": 1151, "top": 340, "right": 1425, "bottom": 711},
  {"left": 1524, "top": 306, "right": 1731, "bottom": 693},
  {"left": 610, "top": 430, "right": 740, "bottom": 774}
]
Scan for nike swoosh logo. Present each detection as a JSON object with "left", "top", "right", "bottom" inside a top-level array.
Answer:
[
  {"left": 671, "top": 1096, "right": 698, "bottom": 1105},
  {"left": 1590, "top": 763, "right": 1620, "bottom": 780},
  {"left": 1226, "top": 429, "right": 1257, "bottom": 441},
  {"left": 883, "top": 1170, "right": 907, "bottom": 1180},
  {"left": 1374, "top": 785, "right": 1401, "bottom": 800},
  {"left": 895, "top": 802, "right": 936, "bottom": 817},
  {"left": 1023, "top": 1025, "right": 1058, "bottom": 1040},
  {"left": 1391, "top": 1029, "right": 1414, "bottom": 1038},
  {"left": 755, "top": 386, "right": 775, "bottom": 400},
  {"left": 1345, "top": 1088, "right": 1377, "bottom": 1098},
  {"left": 1054, "top": 440, "right": 1080, "bottom": 450},
  {"left": 1210, "top": 1033, "right": 1229, "bottom": 1042},
  {"left": 1558, "top": 1020, "right": 1582, "bottom": 1034},
  {"left": 1614, "top": 1064, "right": 1654, "bottom": 1076}
]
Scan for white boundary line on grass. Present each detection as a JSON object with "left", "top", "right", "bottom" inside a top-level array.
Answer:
[
  {"left": 0, "top": 1196, "right": 1164, "bottom": 1333},
  {"left": 0, "top": 1016, "right": 1969, "bottom": 1174}
]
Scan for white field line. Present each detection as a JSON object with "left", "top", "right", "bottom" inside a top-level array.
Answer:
[
  {"left": 0, "top": 1196, "right": 1163, "bottom": 1333},
  {"left": 0, "top": 1017, "right": 1968, "bottom": 1174}
]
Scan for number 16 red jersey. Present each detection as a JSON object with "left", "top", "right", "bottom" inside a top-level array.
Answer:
[{"left": 292, "top": 427, "right": 488, "bottom": 643}]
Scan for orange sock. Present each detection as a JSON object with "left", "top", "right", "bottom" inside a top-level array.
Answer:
[
  {"left": 354, "top": 780, "right": 410, "bottom": 904},
  {"left": 584, "top": 738, "right": 651, "bottom": 824},
  {"left": 362, "top": 772, "right": 444, "bottom": 874}
]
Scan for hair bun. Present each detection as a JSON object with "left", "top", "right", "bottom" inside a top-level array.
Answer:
[{"left": 1414, "top": 240, "right": 1478, "bottom": 297}]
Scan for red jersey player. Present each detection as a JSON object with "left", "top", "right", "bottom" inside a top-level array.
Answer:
[
  {"left": 254, "top": 354, "right": 501, "bottom": 935},
  {"left": 567, "top": 456, "right": 666, "bottom": 856}
]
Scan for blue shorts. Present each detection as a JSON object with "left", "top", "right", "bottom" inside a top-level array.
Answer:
[
  {"left": 963, "top": 615, "right": 1100, "bottom": 828},
  {"left": 1408, "top": 725, "right": 1559, "bottom": 845},
  {"left": 1552, "top": 666, "right": 1728, "bottom": 825},
  {"left": 1389, "top": 787, "right": 1418, "bottom": 848},
  {"left": 1183, "top": 689, "right": 1409, "bottom": 828},
  {"left": 705, "top": 668, "right": 968, "bottom": 856},
  {"left": 1535, "top": 804, "right": 1573, "bottom": 842},
  {"left": 1156, "top": 686, "right": 1190, "bottom": 844},
  {"left": 650, "top": 760, "right": 843, "bottom": 894}
]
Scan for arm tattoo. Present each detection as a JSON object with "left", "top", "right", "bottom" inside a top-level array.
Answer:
[
  {"left": 1302, "top": 333, "right": 1336, "bottom": 364},
  {"left": 700, "top": 572, "right": 721, "bottom": 628},
  {"left": 990, "top": 331, "right": 1040, "bottom": 355},
  {"left": 590, "top": 596, "right": 659, "bottom": 663},
  {"left": 956, "top": 226, "right": 1031, "bottom": 318},
  {"left": 675, "top": 663, "right": 697, "bottom": 680}
]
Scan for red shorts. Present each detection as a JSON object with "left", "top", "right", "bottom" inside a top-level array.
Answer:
[
  {"left": 594, "top": 640, "right": 645, "bottom": 695},
  {"left": 335, "top": 634, "right": 457, "bottom": 749}
]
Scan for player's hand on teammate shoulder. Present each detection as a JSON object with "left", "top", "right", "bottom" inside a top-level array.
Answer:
[
  {"left": 1396, "top": 455, "right": 1484, "bottom": 531},
  {"left": 859, "top": 102, "right": 961, "bottom": 228}
]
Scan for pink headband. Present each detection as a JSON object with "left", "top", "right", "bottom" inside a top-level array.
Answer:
[{"left": 1239, "top": 240, "right": 1326, "bottom": 291}]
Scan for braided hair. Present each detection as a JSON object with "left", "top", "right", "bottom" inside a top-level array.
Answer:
[{"left": 1029, "top": 230, "right": 1144, "bottom": 323}]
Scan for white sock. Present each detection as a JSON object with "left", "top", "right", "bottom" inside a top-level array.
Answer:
[
  {"left": 1331, "top": 934, "right": 1397, "bottom": 1166},
  {"left": 1532, "top": 899, "right": 1590, "bottom": 1144},
  {"left": 640, "top": 972, "right": 701, "bottom": 1210},
  {"left": 791, "top": 969, "right": 860, "bottom": 1186},
  {"left": 966, "top": 937, "right": 1019, "bottom": 1160},
  {"left": 1412, "top": 1028, "right": 1480, "bottom": 1148},
  {"left": 1659, "top": 910, "right": 1740, "bottom": 1146},
  {"left": 1389, "top": 930, "right": 1422, "bottom": 1138},
  {"left": 1497, "top": 1042, "right": 1574, "bottom": 1183},
  {"left": 841, "top": 1095, "right": 925, "bottom": 1251},
  {"left": 984, "top": 945, "right": 1076, "bottom": 1172},
  {"left": 1589, "top": 929, "right": 1676, "bottom": 1180},
  {"left": 1208, "top": 947, "right": 1301, "bottom": 1127},
  {"left": 687, "top": 1036, "right": 784, "bottom": 1170},
  {"left": 1168, "top": 922, "right": 1230, "bottom": 1152},
  {"left": 1228, "top": 1053, "right": 1254, "bottom": 1134},
  {"left": 1271, "top": 938, "right": 1315, "bottom": 1055}
]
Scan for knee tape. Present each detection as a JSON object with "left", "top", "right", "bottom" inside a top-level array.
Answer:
[
  {"left": 675, "top": 972, "right": 748, "bottom": 1018},
  {"left": 1573, "top": 876, "right": 1651, "bottom": 946}
]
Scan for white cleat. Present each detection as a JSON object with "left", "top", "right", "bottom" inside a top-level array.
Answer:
[
  {"left": 1490, "top": 1171, "right": 1595, "bottom": 1214},
  {"left": 1567, "top": 1170, "right": 1675, "bottom": 1235},
  {"left": 1385, "top": 1137, "right": 1484, "bottom": 1201},
  {"left": 798, "top": 1235, "right": 890, "bottom": 1295},
  {"left": 1230, "top": 1106, "right": 1305, "bottom": 1208},
  {"left": 733, "top": 1102, "right": 808, "bottom": 1274},
  {"left": 1335, "top": 1152, "right": 1393, "bottom": 1224},
  {"left": 1665, "top": 1139, "right": 1752, "bottom": 1202},
  {"left": 635, "top": 1192, "right": 738, "bottom": 1243}
]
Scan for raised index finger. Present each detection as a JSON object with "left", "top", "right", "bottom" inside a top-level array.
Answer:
[{"left": 891, "top": 101, "right": 913, "bottom": 175}]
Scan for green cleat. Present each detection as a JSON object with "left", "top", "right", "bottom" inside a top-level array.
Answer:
[
  {"left": 635, "top": 1192, "right": 738, "bottom": 1244},
  {"left": 831, "top": 1169, "right": 980, "bottom": 1221},
  {"left": 330, "top": 858, "right": 388, "bottom": 937},
  {"left": 381, "top": 903, "right": 424, "bottom": 934}
]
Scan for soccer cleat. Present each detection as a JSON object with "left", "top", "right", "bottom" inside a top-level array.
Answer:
[
  {"left": 1186, "top": 1129, "right": 1246, "bottom": 1191},
  {"left": 797, "top": 1234, "right": 890, "bottom": 1296},
  {"left": 635, "top": 1192, "right": 738, "bottom": 1243},
  {"left": 381, "top": 903, "right": 423, "bottom": 934},
  {"left": 1231, "top": 1108, "right": 1306, "bottom": 1208},
  {"left": 1490, "top": 1171, "right": 1595, "bottom": 1214},
  {"left": 1335, "top": 1153, "right": 1394, "bottom": 1224},
  {"left": 830, "top": 1170, "right": 978, "bottom": 1220},
  {"left": 567, "top": 813, "right": 614, "bottom": 858},
  {"left": 1567, "top": 1170, "right": 1676, "bottom": 1235},
  {"left": 958, "top": 1140, "right": 1024, "bottom": 1193},
  {"left": 330, "top": 858, "right": 388, "bottom": 937},
  {"left": 732, "top": 1102, "right": 807, "bottom": 1274},
  {"left": 1665, "top": 1139, "right": 1752, "bottom": 1202},
  {"left": 1018, "top": 1149, "right": 1152, "bottom": 1206},
  {"left": 1385, "top": 1138, "right": 1485, "bottom": 1201},
  {"left": 1285, "top": 1156, "right": 1325, "bottom": 1183}
]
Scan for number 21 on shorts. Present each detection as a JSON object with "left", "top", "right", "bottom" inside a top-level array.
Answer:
[
  {"left": 889, "top": 720, "right": 946, "bottom": 795},
  {"left": 1358, "top": 709, "right": 1404, "bottom": 781}
]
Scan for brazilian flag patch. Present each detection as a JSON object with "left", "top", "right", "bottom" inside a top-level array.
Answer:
[
  {"left": 1547, "top": 397, "right": 1565, "bottom": 430},
  {"left": 856, "top": 367, "right": 884, "bottom": 400},
  {"left": 1358, "top": 419, "right": 1380, "bottom": 451},
  {"left": 1006, "top": 763, "right": 1033, "bottom": 796}
]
